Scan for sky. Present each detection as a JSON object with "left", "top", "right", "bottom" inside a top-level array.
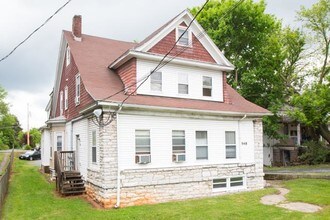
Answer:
[{"left": 0, "top": 0, "right": 318, "bottom": 131}]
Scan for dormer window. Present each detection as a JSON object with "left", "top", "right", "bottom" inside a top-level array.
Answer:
[
  {"left": 203, "top": 76, "right": 212, "bottom": 97},
  {"left": 150, "top": 72, "right": 162, "bottom": 92},
  {"left": 177, "top": 27, "right": 191, "bottom": 46},
  {"left": 66, "top": 46, "right": 71, "bottom": 66}
]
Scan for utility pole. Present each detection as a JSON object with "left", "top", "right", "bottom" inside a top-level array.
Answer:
[{"left": 27, "top": 103, "right": 30, "bottom": 146}]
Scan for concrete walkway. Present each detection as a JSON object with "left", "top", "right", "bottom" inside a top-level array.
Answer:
[{"left": 260, "top": 183, "right": 322, "bottom": 213}]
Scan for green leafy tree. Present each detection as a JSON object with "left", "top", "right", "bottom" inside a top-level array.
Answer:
[
  {"left": 19, "top": 128, "right": 41, "bottom": 149},
  {"left": 191, "top": 0, "right": 306, "bottom": 138},
  {"left": 290, "top": 0, "right": 330, "bottom": 143},
  {"left": 0, "top": 85, "right": 22, "bottom": 149}
]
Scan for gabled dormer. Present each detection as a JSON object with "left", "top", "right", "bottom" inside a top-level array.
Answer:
[{"left": 110, "top": 10, "right": 234, "bottom": 102}]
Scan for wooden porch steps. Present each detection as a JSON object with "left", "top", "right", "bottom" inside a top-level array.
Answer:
[
  {"left": 55, "top": 151, "right": 85, "bottom": 196},
  {"left": 61, "top": 171, "right": 85, "bottom": 195}
]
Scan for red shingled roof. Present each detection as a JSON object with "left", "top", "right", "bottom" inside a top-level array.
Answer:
[{"left": 64, "top": 31, "right": 270, "bottom": 115}]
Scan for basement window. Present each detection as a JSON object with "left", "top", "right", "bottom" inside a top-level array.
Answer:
[{"left": 213, "top": 176, "right": 245, "bottom": 190}]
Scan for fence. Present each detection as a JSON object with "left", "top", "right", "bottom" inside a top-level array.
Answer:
[{"left": 0, "top": 149, "right": 14, "bottom": 215}]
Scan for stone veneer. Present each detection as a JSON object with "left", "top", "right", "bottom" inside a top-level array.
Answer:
[{"left": 86, "top": 117, "right": 264, "bottom": 208}]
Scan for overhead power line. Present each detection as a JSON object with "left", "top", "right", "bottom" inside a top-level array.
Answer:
[{"left": 0, "top": 0, "right": 72, "bottom": 63}]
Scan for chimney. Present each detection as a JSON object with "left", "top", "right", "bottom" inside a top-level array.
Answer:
[{"left": 72, "top": 15, "right": 82, "bottom": 41}]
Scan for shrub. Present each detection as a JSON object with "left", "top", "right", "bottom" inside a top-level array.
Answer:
[
  {"left": 299, "top": 141, "right": 330, "bottom": 165},
  {"left": 0, "top": 144, "right": 9, "bottom": 150},
  {"left": 24, "top": 145, "right": 32, "bottom": 150}
]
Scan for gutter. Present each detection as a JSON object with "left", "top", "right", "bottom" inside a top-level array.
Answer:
[{"left": 92, "top": 101, "right": 272, "bottom": 117}]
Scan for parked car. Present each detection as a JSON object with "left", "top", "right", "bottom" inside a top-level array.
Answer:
[{"left": 19, "top": 150, "right": 41, "bottom": 161}]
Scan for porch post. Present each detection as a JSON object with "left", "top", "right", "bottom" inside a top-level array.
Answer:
[{"left": 297, "top": 123, "right": 301, "bottom": 145}]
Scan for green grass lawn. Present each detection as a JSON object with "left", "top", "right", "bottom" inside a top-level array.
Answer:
[
  {"left": 264, "top": 164, "right": 330, "bottom": 172},
  {"left": 2, "top": 159, "right": 330, "bottom": 220}
]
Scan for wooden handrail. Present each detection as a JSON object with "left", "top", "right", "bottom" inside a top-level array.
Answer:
[{"left": 54, "top": 151, "right": 77, "bottom": 192}]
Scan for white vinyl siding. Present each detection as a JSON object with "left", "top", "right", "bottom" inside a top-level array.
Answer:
[
  {"left": 225, "top": 131, "right": 236, "bottom": 159},
  {"left": 136, "top": 59, "right": 223, "bottom": 102},
  {"left": 118, "top": 114, "right": 254, "bottom": 169},
  {"left": 73, "top": 118, "right": 89, "bottom": 179}
]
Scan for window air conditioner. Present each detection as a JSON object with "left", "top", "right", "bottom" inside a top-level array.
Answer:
[
  {"left": 174, "top": 153, "right": 186, "bottom": 162},
  {"left": 136, "top": 154, "right": 151, "bottom": 164}
]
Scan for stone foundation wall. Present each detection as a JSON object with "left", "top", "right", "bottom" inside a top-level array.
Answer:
[
  {"left": 119, "top": 163, "right": 262, "bottom": 207},
  {"left": 86, "top": 163, "right": 263, "bottom": 208}
]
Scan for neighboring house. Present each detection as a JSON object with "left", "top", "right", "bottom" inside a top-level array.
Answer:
[
  {"left": 263, "top": 109, "right": 319, "bottom": 166},
  {"left": 41, "top": 10, "right": 270, "bottom": 208}
]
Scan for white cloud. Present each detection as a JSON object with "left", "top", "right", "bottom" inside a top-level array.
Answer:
[{"left": 6, "top": 90, "right": 49, "bottom": 131}]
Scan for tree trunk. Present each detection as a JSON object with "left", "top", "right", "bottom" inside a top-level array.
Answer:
[{"left": 319, "top": 124, "right": 330, "bottom": 144}]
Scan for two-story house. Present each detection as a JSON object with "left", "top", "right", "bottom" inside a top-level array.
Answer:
[{"left": 41, "top": 10, "right": 270, "bottom": 208}]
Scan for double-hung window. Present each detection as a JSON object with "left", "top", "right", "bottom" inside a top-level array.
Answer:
[
  {"left": 196, "top": 131, "right": 208, "bottom": 160},
  {"left": 91, "top": 130, "right": 97, "bottom": 163},
  {"left": 56, "top": 135, "right": 63, "bottom": 152},
  {"left": 64, "top": 86, "right": 68, "bottom": 110},
  {"left": 135, "top": 130, "right": 150, "bottom": 155},
  {"left": 225, "top": 131, "right": 236, "bottom": 159},
  {"left": 178, "top": 74, "right": 188, "bottom": 94},
  {"left": 66, "top": 46, "right": 71, "bottom": 66},
  {"left": 177, "top": 27, "right": 190, "bottom": 46},
  {"left": 203, "top": 76, "right": 212, "bottom": 97},
  {"left": 150, "top": 72, "right": 162, "bottom": 92},
  {"left": 60, "top": 91, "right": 63, "bottom": 115},
  {"left": 75, "top": 74, "right": 80, "bottom": 105},
  {"left": 172, "top": 130, "right": 186, "bottom": 162}
]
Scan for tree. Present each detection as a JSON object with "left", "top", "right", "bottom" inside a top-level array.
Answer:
[
  {"left": 290, "top": 0, "right": 330, "bottom": 143},
  {"left": 0, "top": 85, "right": 22, "bottom": 149},
  {"left": 19, "top": 128, "right": 41, "bottom": 148},
  {"left": 191, "top": 0, "right": 306, "bottom": 138}
]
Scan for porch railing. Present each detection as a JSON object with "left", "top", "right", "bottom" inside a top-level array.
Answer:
[{"left": 54, "top": 151, "right": 76, "bottom": 191}]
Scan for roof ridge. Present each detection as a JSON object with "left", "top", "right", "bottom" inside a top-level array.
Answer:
[{"left": 62, "top": 30, "right": 137, "bottom": 45}]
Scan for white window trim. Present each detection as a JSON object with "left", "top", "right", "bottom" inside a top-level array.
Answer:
[
  {"left": 66, "top": 46, "right": 71, "bottom": 66},
  {"left": 225, "top": 131, "right": 238, "bottom": 161},
  {"left": 150, "top": 71, "right": 162, "bottom": 93},
  {"left": 90, "top": 130, "right": 97, "bottom": 165},
  {"left": 196, "top": 131, "right": 208, "bottom": 160},
  {"left": 64, "top": 86, "right": 68, "bottom": 110},
  {"left": 202, "top": 76, "right": 213, "bottom": 97},
  {"left": 60, "top": 91, "right": 63, "bottom": 116},
  {"left": 176, "top": 26, "right": 193, "bottom": 47},
  {"left": 177, "top": 73, "right": 189, "bottom": 95},
  {"left": 75, "top": 74, "right": 80, "bottom": 106},
  {"left": 212, "top": 175, "right": 246, "bottom": 192}
]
